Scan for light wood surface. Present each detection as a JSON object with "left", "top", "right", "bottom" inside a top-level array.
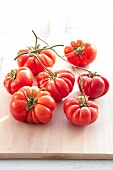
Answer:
[{"left": 0, "top": 28, "right": 113, "bottom": 160}]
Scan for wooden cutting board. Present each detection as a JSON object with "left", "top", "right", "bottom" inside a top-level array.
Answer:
[
  {"left": 0, "top": 41, "right": 113, "bottom": 160},
  {"left": 0, "top": 11, "right": 113, "bottom": 159}
]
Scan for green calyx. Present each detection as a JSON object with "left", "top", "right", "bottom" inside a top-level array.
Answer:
[
  {"left": 76, "top": 96, "right": 88, "bottom": 108},
  {"left": 29, "top": 44, "right": 43, "bottom": 55},
  {"left": 74, "top": 46, "right": 85, "bottom": 56},
  {"left": 26, "top": 96, "right": 37, "bottom": 111},
  {"left": 7, "top": 70, "right": 17, "bottom": 81},
  {"left": 88, "top": 71, "right": 100, "bottom": 78},
  {"left": 79, "top": 103, "right": 88, "bottom": 107},
  {"left": 48, "top": 73, "right": 57, "bottom": 81},
  {"left": 24, "top": 91, "right": 37, "bottom": 111}
]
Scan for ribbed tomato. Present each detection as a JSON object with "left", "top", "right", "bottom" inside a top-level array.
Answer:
[
  {"left": 77, "top": 72, "right": 109, "bottom": 99},
  {"left": 16, "top": 48, "right": 56, "bottom": 75},
  {"left": 3, "top": 67, "right": 33, "bottom": 95},
  {"left": 36, "top": 69, "right": 75, "bottom": 102},
  {"left": 63, "top": 96, "right": 98, "bottom": 126},
  {"left": 64, "top": 40, "right": 97, "bottom": 67},
  {"left": 10, "top": 86, "right": 56, "bottom": 124}
]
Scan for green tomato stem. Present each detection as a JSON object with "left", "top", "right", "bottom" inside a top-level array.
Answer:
[
  {"left": 79, "top": 74, "right": 88, "bottom": 106},
  {"left": 31, "top": 53, "right": 56, "bottom": 77},
  {"left": 32, "top": 30, "right": 50, "bottom": 47},
  {"left": 32, "top": 30, "right": 38, "bottom": 50},
  {"left": 14, "top": 44, "right": 64, "bottom": 61},
  {"left": 14, "top": 51, "right": 29, "bottom": 60},
  {"left": 51, "top": 47, "right": 91, "bottom": 73}
]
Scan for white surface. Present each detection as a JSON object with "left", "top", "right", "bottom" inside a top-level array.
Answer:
[
  {"left": 1, "top": 0, "right": 113, "bottom": 169},
  {"left": 0, "top": 160, "right": 113, "bottom": 170}
]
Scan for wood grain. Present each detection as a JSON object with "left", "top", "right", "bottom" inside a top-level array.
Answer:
[{"left": 0, "top": 40, "right": 113, "bottom": 159}]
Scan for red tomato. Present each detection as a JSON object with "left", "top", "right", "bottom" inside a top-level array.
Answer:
[
  {"left": 63, "top": 96, "right": 98, "bottom": 126},
  {"left": 17, "top": 48, "right": 56, "bottom": 75},
  {"left": 36, "top": 69, "right": 75, "bottom": 102},
  {"left": 3, "top": 67, "right": 33, "bottom": 95},
  {"left": 10, "top": 86, "right": 56, "bottom": 123},
  {"left": 77, "top": 72, "right": 109, "bottom": 99},
  {"left": 64, "top": 40, "right": 97, "bottom": 67}
]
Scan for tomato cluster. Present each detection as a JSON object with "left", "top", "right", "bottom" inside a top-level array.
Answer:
[{"left": 3, "top": 32, "right": 110, "bottom": 126}]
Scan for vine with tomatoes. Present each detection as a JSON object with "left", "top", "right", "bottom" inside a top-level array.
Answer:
[{"left": 3, "top": 30, "right": 109, "bottom": 126}]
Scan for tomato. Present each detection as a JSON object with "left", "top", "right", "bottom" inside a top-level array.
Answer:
[
  {"left": 77, "top": 72, "right": 109, "bottom": 99},
  {"left": 17, "top": 48, "right": 56, "bottom": 75},
  {"left": 10, "top": 86, "right": 56, "bottom": 124},
  {"left": 63, "top": 96, "right": 98, "bottom": 126},
  {"left": 3, "top": 67, "right": 33, "bottom": 95},
  {"left": 36, "top": 69, "right": 75, "bottom": 102},
  {"left": 64, "top": 40, "right": 97, "bottom": 67}
]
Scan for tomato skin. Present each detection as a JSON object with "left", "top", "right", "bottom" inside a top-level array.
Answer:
[
  {"left": 17, "top": 49, "right": 56, "bottom": 75},
  {"left": 10, "top": 86, "right": 56, "bottom": 124},
  {"left": 3, "top": 67, "right": 33, "bottom": 95},
  {"left": 64, "top": 40, "right": 97, "bottom": 67},
  {"left": 63, "top": 97, "right": 98, "bottom": 126},
  {"left": 77, "top": 72, "right": 109, "bottom": 99},
  {"left": 40, "top": 49, "right": 56, "bottom": 65},
  {"left": 36, "top": 69, "right": 75, "bottom": 102}
]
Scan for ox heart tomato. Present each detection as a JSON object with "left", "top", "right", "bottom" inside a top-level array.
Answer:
[
  {"left": 77, "top": 72, "right": 109, "bottom": 99},
  {"left": 14, "top": 30, "right": 56, "bottom": 75},
  {"left": 16, "top": 47, "right": 56, "bottom": 75},
  {"left": 63, "top": 96, "right": 99, "bottom": 126},
  {"left": 64, "top": 40, "right": 97, "bottom": 67},
  {"left": 10, "top": 86, "right": 56, "bottom": 124},
  {"left": 3, "top": 67, "right": 33, "bottom": 95},
  {"left": 36, "top": 69, "right": 75, "bottom": 102}
]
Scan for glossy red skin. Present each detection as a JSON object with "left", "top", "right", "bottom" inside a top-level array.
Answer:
[
  {"left": 63, "top": 97, "right": 98, "bottom": 126},
  {"left": 64, "top": 40, "right": 97, "bottom": 67},
  {"left": 17, "top": 49, "right": 56, "bottom": 75},
  {"left": 3, "top": 67, "right": 33, "bottom": 95},
  {"left": 10, "top": 86, "right": 56, "bottom": 124},
  {"left": 36, "top": 69, "right": 75, "bottom": 102},
  {"left": 77, "top": 72, "right": 109, "bottom": 99}
]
